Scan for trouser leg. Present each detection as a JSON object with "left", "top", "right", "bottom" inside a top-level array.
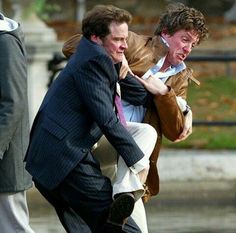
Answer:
[
  {"left": 92, "top": 135, "right": 118, "bottom": 184},
  {"left": 34, "top": 150, "right": 112, "bottom": 233},
  {"left": 113, "top": 122, "right": 157, "bottom": 200},
  {"left": 94, "top": 122, "right": 157, "bottom": 200},
  {"left": 131, "top": 198, "right": 148, "bottom": 233},
  {"left": 93, "top": 122, "right": 157, "bottom": 233},
  {"left": 34, "top": 151, "right": 140, "bottom": 233},
  {"left": 0, "top": 191, "right": 35, "bottom": 233},
  {"left": 34, "top": 180, "right": 92, "bottom": 233}
]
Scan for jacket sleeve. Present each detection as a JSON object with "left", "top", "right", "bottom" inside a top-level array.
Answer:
[
  {"left": 154, "top": 68, "right": 195, "bottom": 141},
  {"left": 73, "top": 54, "right": 144, "bottom": 167},
  {"left": 153, "top": 88, "right": 184, "bottom": 141},
  {"left": 0, "top": 33, "right": 27, "bottom": 159},
  {"left": 119, "top": 74, "right": 152, "bottom": 106}
]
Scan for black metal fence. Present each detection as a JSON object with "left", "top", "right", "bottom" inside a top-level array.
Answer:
[
  {"left": 193, "top": 121, "right": 236, "bottom": 126},
  {"left": 186, "top": 52, "right": 236, "bottom": 78}
]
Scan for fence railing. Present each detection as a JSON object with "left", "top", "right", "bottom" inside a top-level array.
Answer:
[
  {"left": 193, "top": 120, "right": 236, "bottom": 127},
  {"left": 186, "top": 53, "right": 236, "bottom": 78},
  {"left": 187, "top": 54, "right": 236, "bottom": 62}
]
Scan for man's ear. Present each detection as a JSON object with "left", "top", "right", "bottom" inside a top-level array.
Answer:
[
  {"left": 161, "top": 28, "right": 173, "bottom": 40},
  {"left": 91, "top": 35, "right": 103, "bottom": 45}
]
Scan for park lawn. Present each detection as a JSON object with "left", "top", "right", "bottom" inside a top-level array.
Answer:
[{"left": 162, "top": 76, "right": 236, "bottom": 149}]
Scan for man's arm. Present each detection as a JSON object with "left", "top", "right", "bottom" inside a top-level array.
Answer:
[
  {"left": 121, "top": 72, "right": 192, "bottom": 141},
  {"left": 134, "top": 75, "right": 187, "bottom": 141},
  {"left": 174, "top": 110, "right": 192, "bottom": 142},
  {"left": 73, "top": 53, "right": 144, "bottom": 167},
  {"left": 119, "top": 74, "right": 152, "bottom": 106},
  {"left": 153, "top": 88, "right": 185, "bottom": 141}
]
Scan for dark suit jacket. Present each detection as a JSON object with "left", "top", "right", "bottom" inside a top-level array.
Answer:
[{"left": 25, "top": 36, "right": 144, "bottom": 189}]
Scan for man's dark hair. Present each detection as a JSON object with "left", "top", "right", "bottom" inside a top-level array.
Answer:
[
  {"left": 82, "top": 5, "right": 132, "bottom": 39},
  {"left": 154, "top": 3, "right": 208, "bottom": 44}
]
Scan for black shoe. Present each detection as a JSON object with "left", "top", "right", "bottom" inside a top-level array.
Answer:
[
  {"left": 107, "top": 193, "right": 135, "bottom": 226},
  {"left": 103, "top": 222, "right": 124, "bottom": 233}
]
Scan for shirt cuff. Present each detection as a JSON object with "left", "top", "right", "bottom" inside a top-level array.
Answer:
[{"left": 129, "top": 156, "right": 149, "bottom": 174}]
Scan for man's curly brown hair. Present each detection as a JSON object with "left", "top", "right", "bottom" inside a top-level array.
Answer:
[{"left": 154, "top": 3, "right": 209, "bottom": 44}]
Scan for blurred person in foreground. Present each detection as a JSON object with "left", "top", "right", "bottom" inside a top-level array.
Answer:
[
  {"left": 24, "top": 4, "right": 158, "bottom": 233},
  {"left": 0, "top": 13, "right": 35, "bottom": 233},
  {"left": 62, "top": 2, "right": 209, "bottom": 233}
]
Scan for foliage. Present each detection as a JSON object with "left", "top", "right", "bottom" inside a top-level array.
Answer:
[
  {"left": 34, "top": 0, "right": 61, "bottom": 20},
  {"left": 24, "top": 0, "right": 60, "bottom": 20},
  {"left": 163, "top": 75, "right": 236, "bottom": 149}
]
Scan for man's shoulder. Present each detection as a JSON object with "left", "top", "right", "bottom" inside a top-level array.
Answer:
[
  {"left": 128, "top": 31, "right": 151, "bottom": 46},
  {"left": 72, "top": 37, "right": 109, "bottom": 64},
  {"left": 168, "top": 68, "right": 200, "bottom": 86}
]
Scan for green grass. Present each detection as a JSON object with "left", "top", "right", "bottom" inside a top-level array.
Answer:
[{"left": 162, "top": 76, "right": 236, "bottom": 149}]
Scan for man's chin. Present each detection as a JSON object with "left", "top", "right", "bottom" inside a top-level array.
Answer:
[
  {"left": 113, "top": 59, "right": 123, "bottom": 64},
  {"left": 112, "top": 54, "right": 124, "bottom": 63}
]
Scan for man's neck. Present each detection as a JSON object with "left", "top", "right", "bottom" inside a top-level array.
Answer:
[{"left": 159, "top": 58, "right": 171, "bottom": 72}]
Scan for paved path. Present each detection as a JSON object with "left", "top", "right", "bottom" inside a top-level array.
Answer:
[{"left": 158, "top": 149, "right": 236, "bottom": 181}]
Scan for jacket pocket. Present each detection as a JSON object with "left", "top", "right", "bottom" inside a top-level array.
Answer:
[{"left": 42, "top": 117, "right": 68, "bottom": 140}]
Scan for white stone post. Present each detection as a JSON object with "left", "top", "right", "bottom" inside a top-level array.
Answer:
[
  {"left": 10, "top": 0, "right": 62, "bottom": 126},
  {"left": 76, "top": 0, "right": 86, "bottom": 23},
  {"left": 224, "top": 0, "right": 236, "bottom": 22}
]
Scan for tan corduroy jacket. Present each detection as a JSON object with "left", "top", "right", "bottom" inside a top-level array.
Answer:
[{"left": 62, "top": 31, "right": 200, "bottom": 202}]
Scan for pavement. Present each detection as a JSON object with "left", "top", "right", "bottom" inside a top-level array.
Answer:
[
  {"left": 27, "top": 149, "right": 236, "bottom": 205},
  {"left": 151, "top": 149, "right": 236, "bottom": 205},
  {"left": 158, "top": 149, "right": 236, "bottom": 181}
]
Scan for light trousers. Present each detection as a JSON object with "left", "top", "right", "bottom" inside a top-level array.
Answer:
[
  {"left": 93, "top": 121, "right": 157, "bottom": 233},
  {"left": 0, "top": 191, "right": 35, "bottom": 233}
]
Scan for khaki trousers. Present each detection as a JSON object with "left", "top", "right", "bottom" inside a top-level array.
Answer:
[{"left": 93, "top": 121, "right": 157, "bottom": 233}]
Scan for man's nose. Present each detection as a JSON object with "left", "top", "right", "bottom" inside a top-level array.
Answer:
[
  {"left": 122, "top": 40, "right": 128, "bottom": 49},
  {"left": 184, "top": 44, "right": 192, "bottom": 53}
]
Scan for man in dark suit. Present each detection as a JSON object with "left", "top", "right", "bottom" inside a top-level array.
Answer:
[{"left": 25, "top": 5, "right": 149, "bottom": 233}]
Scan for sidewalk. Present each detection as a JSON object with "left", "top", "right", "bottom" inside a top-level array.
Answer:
[
  {"left": 27, "top": 149, "right": 236, "bottom": 206},
  {"left": 26, "top": 149, "right": 236, "bottom": 233},
  {"left": 152, "top": 149, "right": 236, "bottom": 205},
  {"left": 158, "top": 149, "right": 236, "bottom": 181}
]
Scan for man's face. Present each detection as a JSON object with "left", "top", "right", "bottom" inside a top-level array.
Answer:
[
  {"left": 162, "top": 29, "right": 199, "bottom": 66},
  {"left": 102, "top": 22, "right": 128, "bottom": 64}
]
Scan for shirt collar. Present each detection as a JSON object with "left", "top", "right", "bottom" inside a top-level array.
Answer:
[{"left": 160, "top": 36, "right": 169, "bottom": 47}]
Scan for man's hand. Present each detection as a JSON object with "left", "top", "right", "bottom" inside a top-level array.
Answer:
[
  {"left": 137, "top": 165, "right": 150, "bottom": 184},
  {"left": 134, "top": 75, "right": 169, "bottom": 95},
  {"left": 174, "top": 110, "right": 193, "bottom": 142},
  {"left": 120, "top": 55, "right": 135, "bottom": 79}
]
